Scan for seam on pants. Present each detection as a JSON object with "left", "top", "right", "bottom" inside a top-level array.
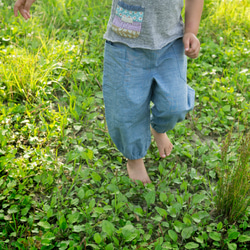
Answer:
[{"left": 170, "top": 39, "right": 186, "bottom": 82}]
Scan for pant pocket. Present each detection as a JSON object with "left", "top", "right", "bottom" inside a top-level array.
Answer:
[{"left": 103, "top": 41, "right": 127, "bottom": 90}]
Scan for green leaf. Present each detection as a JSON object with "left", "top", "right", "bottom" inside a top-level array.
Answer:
[
  {"left": 41, "top": 239, "right": 51, "bottom": 246},
  {"left": 94, "top": 233, "right": 102, "bottom": 244},
  {"left": 228, "top": 231, "right": 240, "bottom": 240},
  {"left": 107, "top": 184, "right": 119, "bottom": 194},
  {"left": 59, "top": 215, "right": 67, "bottom": 231},
  {"left": 91, "top": 172, "right": 101, "bottom": 182},
  {"left": 86, "top": 244, "right": 100, "bottom": 249},
  {"left": 191, "top": 213, "right": 201, "bottom": 223},
  {"left": 77, "top": 188, "right": 85, "bottom": 199},
  {"left": 162, "top": 242, "right": 172, "bottom": 249},
  {"left": 181, "top": 150, "right": 192, "bottom": 159},
  {"left": 162, "top": 222, "right": 169, "bottom": 228},
  {"left": 21, "top": 206, "right": 30, "bottom": 216},
  {"left": 112, "top": 236, "right": 119, "bottom": 247},
  {"left": 168, "top": 230, "right": 178, "bottom": 242},
  {"left": 174, "top": 220, "right": 185, "bottom": 233},
  {"left": 197, "top": 211, "right": 209, "bottom": 219},
  {"left": 209, "top": 232, "right": 221, "bottom": 241},
  {"left": 105, "top": 243, "right": 114, "bottom": 250},
  {"left": 189, "top": 168, "right": 197, "bottom": 179},
  {"left": 181, "top": 227, "right": 193, "bottom": 240},
  {"left": 102, "top": 220, "right": 115, "bottom": 237},
  {"left": 202, "top": 96, "right": 210, "bottom": 102},
  {"left": 38, "top": 221, "right": 51, "bottom": 230},
  {"left": 89, "top": 198, "right": 96, "bottom": 210},
  {"left": 71, "top": 198, "right": 79, "bottom": 206},
  {"left": 152, "top": 215, "right": 162, "bottom": 222},
  {"left": 73, "top": 225, "right": 85, "bottom": 232},
  {"left": 222, "top": 105, "right": 231, "bottom": 112},
  {"left": 74, "top": 70, "right": 87, "bottom": 81},
  {"left": 168, "top": 206, "right": 177, "bottom": 218},
  {"left": 183, "top": 217, "right": 192, "bottom": 226},
  {"left": 144, "top": 191, "right": 156, "bottom": 207},
  {"left": 47, "top": 208, "right": 53, "bottom": 219},
  {"left": 192, "top": 194, "right": 206, "bottom": 204},
  {"left": 59, "top": 241, "right": 69, "bottom": 250},
  {"left": 66, "top": 151, "right": 81, "bottom": 162},
  {"left": 134, "top": 206, "right": 144, "bottom": 216},
  {"left": 160, "top": 192, "right": 167, "bottom": 202},
  {"left": 155, "top": 207, "right": 168, "bottom": 217},
  {"left": 45, "top": 174, "right": 54, "bottom": 185},
  {"left": 158, "top": 164, "right": 164, "bottom": 175},
  {"left": 121, "top": 224, "right": 138, "bottom": 242},
  {"left": 0, "top": 150, "right": 6, "bottom": 156},
  {"left": 7, "top": 205, "right": 19, "bottom": 214},
  {"left": 67, "top": 212, "right": 80, "bottom": 224},
  {"left": 176, "top": 195, "right": 184, "bottom": 205},
  {"left": 185, "top": 242, "right": 199, "bottom": 249},
  {"left": 227, "top": 243, "right": 237, "bottom": 250},
  {"left": 155, "top": 245, "right": 162, "bottom": 250},
  {"left": 195, "top": 235, "right": 204, "bottom": 244},
  {"left": 238, "top": 234, "right": 250, "bottom": 242},
  {"left": 240, "top": 221, "right": 248, "bottom": 231},
  {"left": 217, "top": 222, "right": 223, "bottom": 231}
]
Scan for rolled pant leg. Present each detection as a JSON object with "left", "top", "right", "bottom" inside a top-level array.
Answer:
[
  {"left": 103, "top": 41, "right": 153, "bottom": 160},
  {"left": 150, "top": 38, "right": 195, "bottom": 133}
]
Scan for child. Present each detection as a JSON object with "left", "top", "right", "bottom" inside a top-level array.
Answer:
[
  {"left": 103, "top": 0, "right": 203, "bottom": 184},
  {"left": 14, "top": 0, "right": 204, "bottom": 184}
]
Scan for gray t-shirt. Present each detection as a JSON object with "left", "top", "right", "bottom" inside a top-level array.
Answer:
[{"left": 104, "top": 0, "right": 184, "bottom": 50}]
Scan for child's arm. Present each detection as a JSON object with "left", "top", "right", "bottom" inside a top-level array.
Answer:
[
  {"left": 14, "top": 0, "right": 36, "bottom": 20},
  {"left": 183, "top": 0, "right": 204, "bottom": 59}
]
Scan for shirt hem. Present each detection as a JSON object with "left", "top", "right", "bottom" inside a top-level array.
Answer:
[{"left": 103, "top": 34, "right": 184, "bottom": 50}]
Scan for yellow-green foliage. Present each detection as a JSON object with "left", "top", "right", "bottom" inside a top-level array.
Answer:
[
  {"left": 212, "top": 0, "right": 250, "bottom": 25},
  {"left": 0, "top": 38, "right": 80, "bottom": 102},
  {"left": 0, "top": 49, "right": 41, "bottom": 101},
  {"left": 204, "top": 0, "right": 250, "bottom": 37},
  {"left": 0, "top": 0, "right": 107, "bottom": 102}
]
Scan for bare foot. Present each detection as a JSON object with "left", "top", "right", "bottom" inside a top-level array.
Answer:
[
  {"left": 151, "top": 127, "right": 173, "bottom": 158},
  {"left": 127, "top": 158, "right": 151, "bottom": 184}
]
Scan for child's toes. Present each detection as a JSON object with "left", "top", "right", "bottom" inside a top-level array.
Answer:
[{"left": 159, "top": 148, "right": 166, "bottom": 158}]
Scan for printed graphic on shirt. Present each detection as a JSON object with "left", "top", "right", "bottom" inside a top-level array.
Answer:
[{"left": 112, "top": 1, "right": 145, "bottom": 39}]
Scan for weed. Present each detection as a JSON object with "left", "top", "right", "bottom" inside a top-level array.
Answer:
[{"left": 216, "top": 132, "right": 250, "bottom": 223}]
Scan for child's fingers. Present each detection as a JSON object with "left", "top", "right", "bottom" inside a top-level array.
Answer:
[
  {"left": 16, "top": 8, "right": 29, "bottom": 19},
  {"left": 14, "top": 0, "right": 33, "bottom": 19},
  {"left": 14, "top": 1, "right": 22, "bottom": 17},
  {"left": 183, "top": 33, "right": 201, "bottom": 58},
  {"left": 184, "top": 37, "right": 200, "bottom": 58},
  {"left": 184, "top": 42, "right": 195, "bottom": 57},
  {"left": 185, "top": 46, "right": 199, "bottom": 58},
  {"left": 185, "top": 47, "right": 199, "bottom": 58},
  {"left": 184, "top": 37, "right": 191, "bottom": 52},
  {"left": 14, "top": 6, "right": 19, "bottom": 16},
  {"left": 14, "top": 5, "right": 29, "bottom": 19},
  {"left": 24, "top": 1, "right": 33, "bottom": 13},
  {"left": 21, "top": 9, "right": 30, "bottom": 19}
]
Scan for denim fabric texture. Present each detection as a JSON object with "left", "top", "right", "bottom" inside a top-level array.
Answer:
[{"left": 103, "top": 38, "right": 195, "bottom": 160}]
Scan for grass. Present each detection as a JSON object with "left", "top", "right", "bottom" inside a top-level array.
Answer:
[
  {"left": 216, "top": 132, "right": 250, "bottom": 223},
  {"left": 0, "top": 0, "right": 250, "bottom": 249}
]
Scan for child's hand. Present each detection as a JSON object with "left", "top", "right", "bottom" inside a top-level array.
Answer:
[
  {"left": 183, "top": 32, "right": 200, "bottom": 59},
  {"left": 14, "top": 0, "right": 36, "bottom": 20}
]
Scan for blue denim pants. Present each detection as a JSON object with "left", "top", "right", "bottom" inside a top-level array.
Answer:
[{"left": 103, "top": 38, "right": 195, "bottom": 160}]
